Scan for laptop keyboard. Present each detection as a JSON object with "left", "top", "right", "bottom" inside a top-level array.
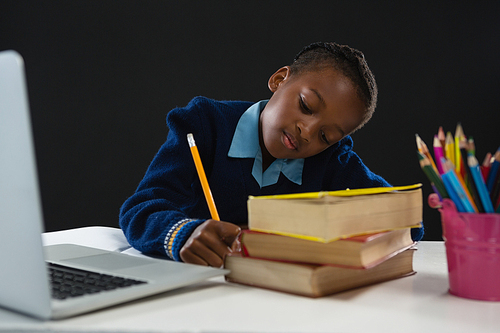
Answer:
[{"left": 48, "top": 262, "right": 147, "bottom": 300}]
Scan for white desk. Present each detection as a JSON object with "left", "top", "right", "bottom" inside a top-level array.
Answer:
[{"left": 1, "top": 227, "right": 499, "bottom": 333}]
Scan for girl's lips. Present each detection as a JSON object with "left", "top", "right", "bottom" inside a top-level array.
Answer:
[{"left": 282, "top": 131, "right": 298, "bottom": 150}]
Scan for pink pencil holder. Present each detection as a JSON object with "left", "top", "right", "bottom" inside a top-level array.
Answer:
[{"left": 437, "top": 198, "right": 500, "bottom": 301}]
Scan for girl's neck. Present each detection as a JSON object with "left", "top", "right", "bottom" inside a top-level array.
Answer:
[
  {"left": 261, "top": 145, "right": 275, "bottom": 171},
  {"left": 258, "top": 118, "right": 275, "bottom": 171}
]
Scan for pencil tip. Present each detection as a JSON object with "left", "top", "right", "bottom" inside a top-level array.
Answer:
[
  {"left": 437, "top": 126, "right": 445, "bottom": 139},
  {"left": 415, "top": 134, "right": 423, "bottom": 148},
  {"left": 455, "top": 122, "right": 464, "bottom": 137}
]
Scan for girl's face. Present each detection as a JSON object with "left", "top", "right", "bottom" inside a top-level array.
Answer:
[{"left": 260, "top": 66, "right": 365, "bottom": 161}]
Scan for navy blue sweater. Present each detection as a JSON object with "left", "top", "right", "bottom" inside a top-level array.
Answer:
[{"left": 119, "top": 97, "right": 423, "bottom": 260}]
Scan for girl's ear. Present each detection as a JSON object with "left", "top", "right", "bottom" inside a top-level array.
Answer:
[{"left": 268, "top": 66, "right": 291, "bottom": 92}]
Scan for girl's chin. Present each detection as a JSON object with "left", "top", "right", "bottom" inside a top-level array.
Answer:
[{"left": 263, "top": 137, "right": 296, "bottom": 160}]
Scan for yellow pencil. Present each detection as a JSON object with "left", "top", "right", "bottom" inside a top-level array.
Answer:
[
  {"left": 454, "top": 123, "right": 464, "bottom": 174},
  {"left": 445, "top": 131, "right": 455, "bottom": 166},
  {"left": 187, "top": 133, "right": 220, "bottom": 221}
]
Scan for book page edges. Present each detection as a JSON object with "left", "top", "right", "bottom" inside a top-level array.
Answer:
[
  {"left": 248, "top": 184, "right": 422, "bottom": 200},
  {"left": 240, "top": 242, "right": 417, "bottom": 269},
  {"left": 250, "top": 223, "right": 422, "bottom": 243},
  {"left": 224, "top": 250, "right": 416, "bottom": 298},
  {"left": 224, "top": 271, "right": 416, "bottom": 298}
]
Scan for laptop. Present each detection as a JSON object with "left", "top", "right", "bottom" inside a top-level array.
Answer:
[{"left": 0, "top": 50, "right": 228, "bottom": 320}]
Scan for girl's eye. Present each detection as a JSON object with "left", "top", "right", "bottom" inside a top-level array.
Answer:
[
  {"left": 321, "top": 131, "right": 330, "bottom": 145},
  {"left": 299, "top": 96, "right": 312, "bottom": 114}
]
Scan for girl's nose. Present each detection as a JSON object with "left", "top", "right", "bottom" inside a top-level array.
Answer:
[{"left": 297, "top": 120, "right": 317, "bottom": 143}]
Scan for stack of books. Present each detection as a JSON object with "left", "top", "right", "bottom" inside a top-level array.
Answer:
[{"left": 224, "top": 184, "right": 423, "bottom": 297}]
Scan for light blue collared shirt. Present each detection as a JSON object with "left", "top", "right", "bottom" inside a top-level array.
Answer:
[{"left": 228, "top": 100, "right": 304, "bottom": 188}]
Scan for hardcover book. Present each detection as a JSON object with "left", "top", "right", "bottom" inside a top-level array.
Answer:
[
  {"left": 241, "top": 228, "right": 414, "bottom": 268},
  {"left": 247, "top": 184, "right": 423, "bottom": 242},
  {"left": 225, "top": 248, "right": 415, "bottom": 298}
]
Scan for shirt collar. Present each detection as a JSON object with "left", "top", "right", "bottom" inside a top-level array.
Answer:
[{"left": 228, "top": 100, "right": 304, "bottom": 187}]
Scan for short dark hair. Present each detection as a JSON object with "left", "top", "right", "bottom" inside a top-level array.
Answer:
[{"left": 290, "top": 42, "right": 378, "bottom": 131}]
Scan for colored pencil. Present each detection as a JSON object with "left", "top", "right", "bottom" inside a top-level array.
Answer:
[
  {"left": 467, "top": 137, "right": 475, "bottom": 156},
  {"left": 454, "top": 123, "right": 464, "bottom": 174},
  {"left": 416, "top": 134, "right": 439, "bottom": 175},
  {"left": 460, "top": 142, "right": 484, "bottom": 212},
  {"left": 441, "top": 158, "right": 476, "bottom": 213},
  {"left": 431, "top": 184, "right": 443, "bottom": 200},
  {"left": 417, "top": 152, "right": 448, "bottom": 199},
  {"left": 433, "top": 135, "right": 445, "bottom": 174},
  {"left": 440, "top": 173, "right": 466, "bottom": 212},
  {"left": 443, "top": 157, "right": 478, "bottom": 212},
  {"left": 486, "top": 147, "right": 500, "bottom": 192},
  {"left": 438, "top": 126, "right": 446, "bottom": 149},
  {"left": 445, "top": 131, "right": 455, "bottom": 166},
  {"left": 468, "top": 155, "right": 495, "bottom": 213},
  {"left": 481, "top": 152, "right": 492, "bottom": 182},
  {"left": 490, "top": 165, "right": 500, "bottom": 210},
  {"left": 187, "top": 133, "right": 220, "bottom": 221},
  {"left": 457, "top": 170, "right": 479, "bottom": 213}
]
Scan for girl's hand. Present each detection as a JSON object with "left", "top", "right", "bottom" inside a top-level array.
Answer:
[{"left": 179, "top": 219, "right": 241, "bottom": 267}]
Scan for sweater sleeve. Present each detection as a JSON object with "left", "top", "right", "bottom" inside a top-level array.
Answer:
[
  {"left": 322, "top": 136, "right": 391, "bottom": 189},
  {"left": 119, "top": 97, "right": 216, "bottom": 259}
]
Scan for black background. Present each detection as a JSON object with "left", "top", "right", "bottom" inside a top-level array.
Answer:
[{"left": 1, "top": 1, "right": 499, "bottom": 240}]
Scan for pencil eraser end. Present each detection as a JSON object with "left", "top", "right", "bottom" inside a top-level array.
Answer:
[{"left": 187, "top": 133, "right": 195, "bottom": 147}]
